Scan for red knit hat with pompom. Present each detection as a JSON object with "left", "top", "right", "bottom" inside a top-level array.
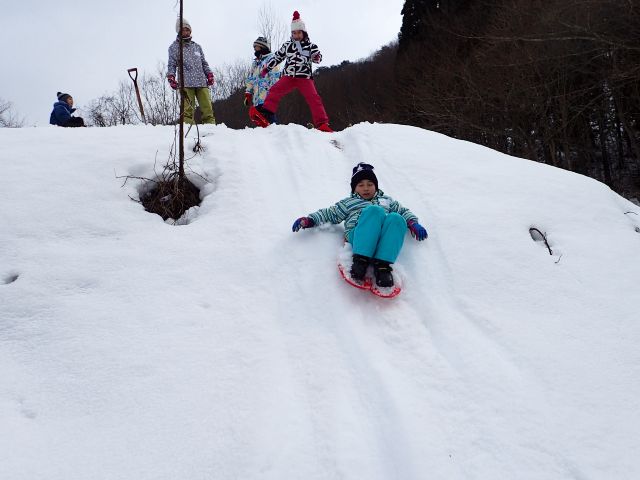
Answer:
[{"left": 291, "top": 10, "right": 307, "bottom": 32}]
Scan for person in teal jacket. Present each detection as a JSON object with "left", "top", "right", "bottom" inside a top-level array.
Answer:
[{"left": 292, "top": 163, "right": 428, "bottom": 287}]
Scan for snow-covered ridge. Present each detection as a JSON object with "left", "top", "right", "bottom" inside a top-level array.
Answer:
[{"left": 1, "top": 123, "right": 639, "bottom": 479}]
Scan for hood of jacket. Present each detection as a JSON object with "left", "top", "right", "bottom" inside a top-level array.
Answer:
[{"left": 53, "top": 101, "right": 75, "bottom": 114}]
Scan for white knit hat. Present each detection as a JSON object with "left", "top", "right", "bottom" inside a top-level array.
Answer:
[
  {"left": 291, "top": 11, "right": 306, "bottom": 32},
  {"left": 175, "top": 17, "right": 192, "bottom": 33}
]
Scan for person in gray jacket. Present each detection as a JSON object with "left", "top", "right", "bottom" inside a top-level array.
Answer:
[{"left": 167, "top": 18, "right": 215, "bottom": 124}]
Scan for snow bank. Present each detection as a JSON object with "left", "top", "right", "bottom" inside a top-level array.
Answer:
[{"left": 1, "top": 123, "right": 639, "bottom": 480}]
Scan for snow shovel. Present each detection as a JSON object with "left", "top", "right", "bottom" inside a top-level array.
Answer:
[{"left": 127, "top": 67, "right": 147, "bottom": 124}]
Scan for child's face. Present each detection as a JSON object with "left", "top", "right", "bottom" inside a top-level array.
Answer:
[
  {"left": 66, "top": 97, "right": 74, "bottom": 107},
  {"left": 355, "top": 180, "right": 376, "bottom": 200},
  {"left": 181, "top": 26, "right": 192, "bottom": 37},
  {"left": 291, "top": 30, "right": 304, "bottom": 41}
]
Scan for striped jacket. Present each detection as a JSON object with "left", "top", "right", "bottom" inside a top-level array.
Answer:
[{"left": 308, "top": 191, "right": 419, "bottom": 240}]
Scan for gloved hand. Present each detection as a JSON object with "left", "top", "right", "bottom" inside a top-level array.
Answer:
[
  {"left": 206, "top": 72, "right": 215, "bottom": 86},
  {"left": 167, "top": 75, "right": 178, "bottom": 90},
  {"left": 292, "top": 217, "right": 315, "bottom": 232},
  {"left": 244, "top": 92, "right": 253, "bottom": 107},
  {"left": 407, "top": 220, "right": 428, "bottom": 241},
  {"left": 311, "top": 53, "right": 321, "bottom": 64},
  {"left": 260, "top": 68, "right": 269, "bottom": 78}
]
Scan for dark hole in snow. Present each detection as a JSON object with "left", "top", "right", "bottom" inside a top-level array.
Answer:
[
  {"left": 3, "top": 273, "right": 19, "bottom": 284},
  {"left": 635, "top": 227, "right": 640, "bottom": 233},
  {"left": 529, "top": 227, "right": 553, "bottom": 255},
  {"left": 139, "top": 176, "right": 201, "bottom": 222}
]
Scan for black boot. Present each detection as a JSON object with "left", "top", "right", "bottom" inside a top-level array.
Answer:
[
  {"left": 373, "top": 260, "right": 394, "bottom": 287},
  {"left": 350, "top": 254, "right": 370, "bottom": 281},
  {"left": 256, "top": 104, "right": 275, "bottom": 124}
]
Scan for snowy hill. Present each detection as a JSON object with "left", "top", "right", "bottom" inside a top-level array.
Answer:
[{"left": 1, "top": 123, "right": 640, "bottom": 480}]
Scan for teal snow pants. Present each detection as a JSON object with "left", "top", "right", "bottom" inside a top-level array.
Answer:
[{"left": 348, "top": 205, "right": 407, "bottom": 264}]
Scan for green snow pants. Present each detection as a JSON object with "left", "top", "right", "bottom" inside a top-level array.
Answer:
[{"left": 183, "top": 87, "right": 215, "bottom": 124}]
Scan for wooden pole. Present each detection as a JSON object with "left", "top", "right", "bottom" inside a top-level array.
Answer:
[{"left": 178, "top": 0, "right": 185, "bottom": 180}]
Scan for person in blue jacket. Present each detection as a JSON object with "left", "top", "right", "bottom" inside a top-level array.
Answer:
[
  {"left": 50, "top": 92, "right": 85, "bottom": 127},
  {"left": 291, "top": 163, "right": 428, "bottom": 288}
]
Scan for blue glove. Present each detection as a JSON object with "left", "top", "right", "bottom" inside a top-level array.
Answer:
[
  {"left": 408, "top": 220, "right": 428, "bottom": 241},
  {"left": 292, "top": 216, "right": 315, "bottom": 232}
]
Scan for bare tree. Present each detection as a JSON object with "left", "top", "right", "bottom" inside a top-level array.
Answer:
[
  {"left": 85, "top": 96, "right": 111, "bottom": 127},
  {"left": 139, "top": 62, "right": 179, "bottom": 125},
  {"left": 212, "top": 59, "right": 252, "bottom": 101},
  {"left": 257, "top": 1, "right": 288, "bottom": 52},
  {"left": 0, "top": 98, "right": 25, "bottom": 128},
  {"left": 110, "top": 81, "right": 136, "bottom": 125},
  {"left": 85, "top": 81, "right": 136, "bottom": 127}
]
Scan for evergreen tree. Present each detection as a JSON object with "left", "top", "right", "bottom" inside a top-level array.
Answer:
[{"left": 398, "top": 0, "right": 436, "bottom": 49}]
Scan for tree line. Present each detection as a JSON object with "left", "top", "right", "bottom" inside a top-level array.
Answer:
[{"left": 394, "top": 0, "right": 640, "bottom": 201}]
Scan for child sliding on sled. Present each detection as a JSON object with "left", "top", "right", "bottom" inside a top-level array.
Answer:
[
  {"left": 292, "top": 163, "right": 428, "bottom": 288},
  {"left": 251, "top": 11, "right": 333, "bottom": 132}
]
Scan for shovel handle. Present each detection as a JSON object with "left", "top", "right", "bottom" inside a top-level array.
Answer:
[{"left": 127, "top": 68, "right": 138, "bottom": 82}]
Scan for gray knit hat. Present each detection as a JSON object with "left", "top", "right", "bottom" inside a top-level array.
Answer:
[{"left": 253, "top": 36, "right": 271, "bottom": 50}]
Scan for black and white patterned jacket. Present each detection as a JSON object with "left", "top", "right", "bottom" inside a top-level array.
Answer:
[{"left": 266, "top": 38, "right": 322, "bottom": 79}]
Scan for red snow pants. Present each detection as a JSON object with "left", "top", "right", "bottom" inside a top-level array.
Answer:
[{"left": 263, "top": 76, "right": 329, "bottom": 127}]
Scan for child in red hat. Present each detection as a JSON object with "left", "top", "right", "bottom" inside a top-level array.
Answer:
[{"left": 251, "top": 11, "right": 333, "bottom": 132}]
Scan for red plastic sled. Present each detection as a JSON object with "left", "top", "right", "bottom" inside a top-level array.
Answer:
[{"left": 338, "top": 264, "right": 402, "bottom": 299}]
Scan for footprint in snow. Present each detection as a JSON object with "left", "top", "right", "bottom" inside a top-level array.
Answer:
[{"left": 2, "top": 272, "right": 19, "bottom": 285}]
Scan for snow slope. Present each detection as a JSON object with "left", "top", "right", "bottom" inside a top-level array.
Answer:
[{"left": 1, "top": 123, "right": 640, "bottom": 480}]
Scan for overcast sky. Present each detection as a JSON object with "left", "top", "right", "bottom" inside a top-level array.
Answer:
[{"left": 1, "top": 0, "right": 405, "bottom": 125}]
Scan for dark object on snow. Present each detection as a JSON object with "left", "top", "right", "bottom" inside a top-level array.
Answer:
[
  {"left": 529, "top": 227, "right": 553, "bottom": 255},
  {"left": 140, "top": 176, "right": 200, "bottom": 221},
  {"left": 2, "top": 273, "right": 19, "bottom": 285}
]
